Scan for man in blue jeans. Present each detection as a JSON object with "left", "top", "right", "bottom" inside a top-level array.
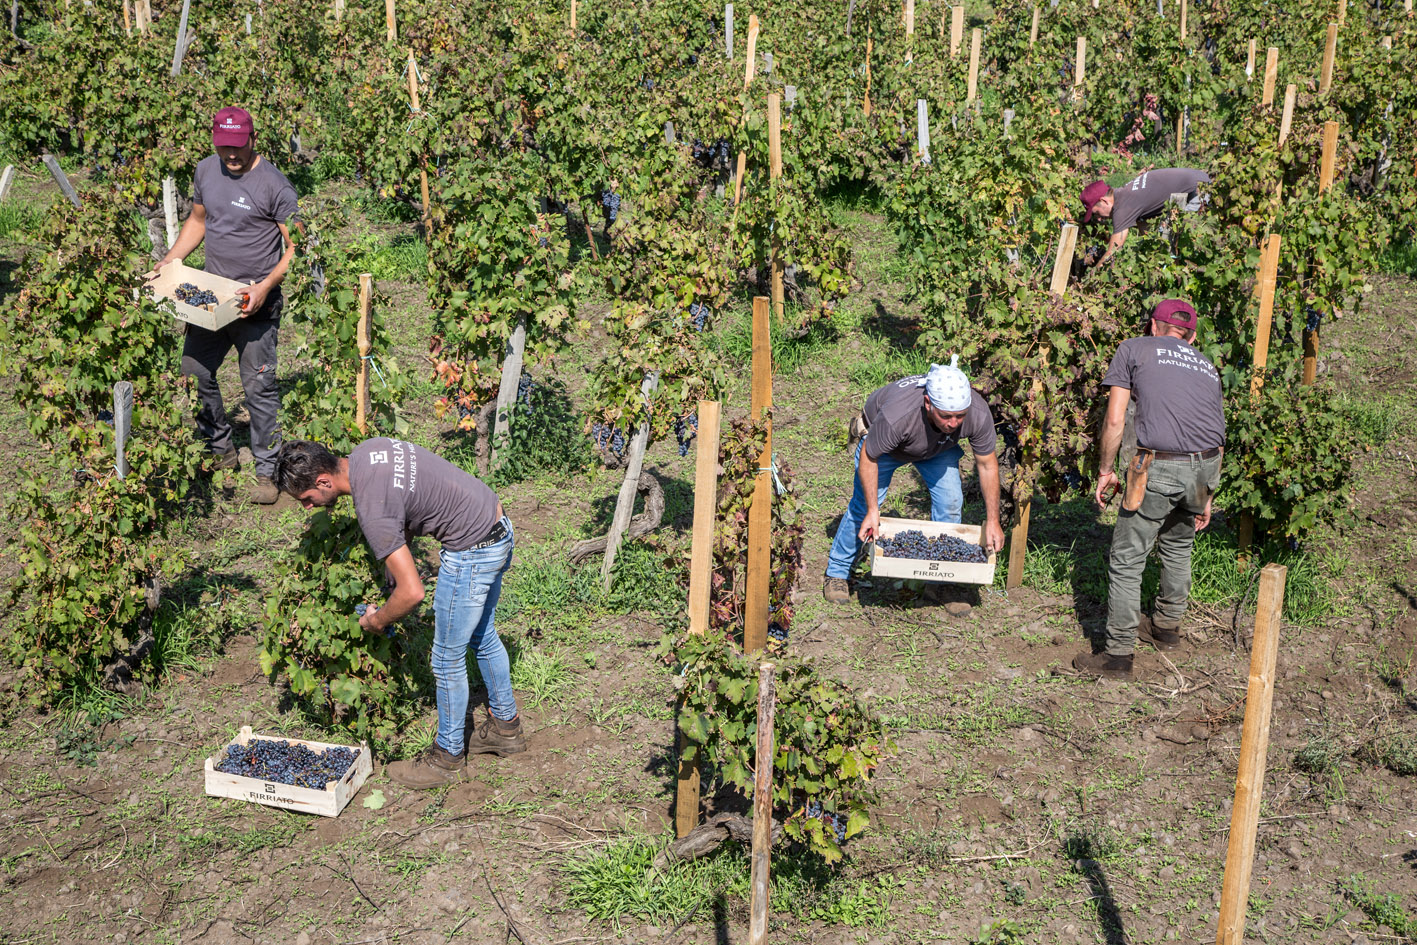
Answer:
[
  {"left": 1078, "top": 299, "right": 1224, "bottom": 680},
  {"left": 276, "top": 438, "right": 525, "bottom": 789},
  {"left": 824, "top": 358, "right": 1006, "bottom": 612}
]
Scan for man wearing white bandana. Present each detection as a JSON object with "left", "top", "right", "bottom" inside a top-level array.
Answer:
[{"left": 824, "top": 357, "right": 1005, "bottom": 611}]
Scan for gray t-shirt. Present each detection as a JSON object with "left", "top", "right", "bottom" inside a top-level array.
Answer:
[
  {"left": 192, "top": 154, "right": 299, "bottom": 284},
  {"left": 1110, "top": 167, "right": 1210, "bottom": 235},
  {"left": 862, "top": 378, "right": 997, "bottom": 463},
  {"left": 348, "top": 438, "right": 501, "bottom": 561},
  {"left": 1103, "top": 336, "right": 1225, "bottom": 453}
]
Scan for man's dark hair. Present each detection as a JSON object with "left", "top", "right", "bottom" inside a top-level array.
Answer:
[{"left": 275, "top": 441, "right": 340, "bottom": 495}]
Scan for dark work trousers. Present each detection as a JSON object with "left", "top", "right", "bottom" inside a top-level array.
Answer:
[{"left": 180, "top": 292, "right": 283, "bottom": 478}]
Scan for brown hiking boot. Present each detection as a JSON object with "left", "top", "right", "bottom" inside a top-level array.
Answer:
[
  {"left": 250, "top": 475, "right": 279, "bottom": 505},
  {"left": 1072, "top": 651, "right": 1135, "bottom": 680},
  {"left": 466, "top": 713, "right": 526, "bottom": 756},
  {"left": 823, "top": 577, "right": 851, "bottom": 604},
  {"left": 386, "top": 744, "right": 466, "bottom": 789},
  {"left": 212, "top": 449, "right": 240, "bottom": 471},
  {"left": 1137, "top": 614, "right": 1182, "bottom": 651}
]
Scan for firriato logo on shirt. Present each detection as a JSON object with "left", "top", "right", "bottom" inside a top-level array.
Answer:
[
  {"left": 231, "top": 194, "right": 251, "bottom": 211},
  {"left": 369, "top": 450, "right": 389, "bottom": 465}
]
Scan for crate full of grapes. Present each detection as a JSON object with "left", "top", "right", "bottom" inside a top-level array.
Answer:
[
  {"left": 204, "top": 726, "right": 373, "bottom": 818},
  {"left": 869, "top": 517, "right": 996, "bottom": 585},
  {"left": 147, "top": 262, "right": 249, "bottom": 331}
]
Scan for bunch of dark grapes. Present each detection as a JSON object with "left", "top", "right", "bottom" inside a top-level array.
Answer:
[
  {"left": 174, "top": 283, "right": 220, "bottom": 307},
  {"left": 516, "top": 372, "right": 535, "bottom": 407},
  {"left": 1304, "top": 305, "right": 1322, "bottom": 333},
  {"left": 877, "top": 529, "right": 988, "bottom": 563},
  {"left": 768, "top": 622, "right": 788, "bottom": 643},
  {"left": 688, "top": 302, "right": 711, "bottom": 331},
  {"left": 672, "top": 412, "right": 699, "bottom": 457},
  {"left": 354, "top": 603, "right": 395, "bottom": 638},
  {"left": 805, "top": 800, "right": 848, "bottom": 843},
  {"left": 641, "top": 76, "right": 656, "bottom": 91},
  {"left": 690, "top": 139, "right": 730, "bottom": 169},
  {"left": 601, "top": 190, "right": 621, "bottom": 224},
  {"left": 215, "top": 738, "right": 359, "bottom": 789},
  {"left": 591, "top": 421, "right": 627, "bottom": 457}
]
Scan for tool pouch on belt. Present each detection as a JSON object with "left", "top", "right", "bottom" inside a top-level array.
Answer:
[{"left": 1122, "top": 450, "right": 1153, "bottom": 512}]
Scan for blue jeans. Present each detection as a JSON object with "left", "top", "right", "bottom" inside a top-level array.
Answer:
[
  {"left": 826, "top": 441, "right": 964, "bottom": 579},
  {"left": 431, "top": 517, "right": 517, "bottom": 755}
]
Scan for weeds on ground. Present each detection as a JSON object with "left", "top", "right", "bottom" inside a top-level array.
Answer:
[
  {"left": 715, "top": 303, "right": 839, "bottom": 376},
  {"left": 1341, "top": 874, "right": 1417, "bottom": 939}
]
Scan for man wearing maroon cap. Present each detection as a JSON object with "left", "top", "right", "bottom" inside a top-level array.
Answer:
[
  {"left": 1079, "top": 167, "right": 1210, "bottom": 266},
  {"left": 1074, "top": 299, "right": 1225, "bottom": 679},
  {"left": 148, "top": 106, "right": 300, "bottom": 504}
]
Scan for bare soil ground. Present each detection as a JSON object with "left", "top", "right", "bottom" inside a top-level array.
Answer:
[{"left": 0, "top": 168, "right": 1415, "bottom": 945}]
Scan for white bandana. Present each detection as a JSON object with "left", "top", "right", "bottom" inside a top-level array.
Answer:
[{"left": 919, "top": 355, "right": 972, "bottom": 412}]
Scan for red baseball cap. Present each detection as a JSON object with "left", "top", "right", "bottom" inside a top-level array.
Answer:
[
  {"left": 1080, "top": 180, "right": 1109, "bottom": 223},
  {"left": 212, "top": 107, "right": 253, "bottom": 147},
  {"left": 1152, "top": 299, "right": 1198, "bottom": 331}
]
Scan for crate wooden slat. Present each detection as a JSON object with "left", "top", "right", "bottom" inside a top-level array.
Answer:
[
  {"left": 147, "top": 262, "right": 248, "bottom": 331},
  {"left": 869, "top": 517, "right": 997, "bottom": 585},
  {"left": 204, "top": 726, "right": 373, "bottom": 818}
]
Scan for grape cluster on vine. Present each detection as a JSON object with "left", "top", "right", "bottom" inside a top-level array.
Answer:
[
  {"left": 688, "top": 302, "right": 711, "bottom": 332},
  {"left": 877, "top": 529, "right": 987, "bottom": 563},
  {"left": 591, "top": 421, "right": 627, "bottom": 456},
  {"left": 215, "top": 738, "right": 359, "bottom": 789},
  {"left": 806, "top": 799, "right": 848, "bottom": 843},
  {"left": 601, "top": 190, "right": 621, "bottom": 224},
  {"left": 672, "top": 411, "right": 698, "bottom": 456},
  {"left": 691, "top": 139, "right": 730, "bottom": 169},
  {"left": 767, "top": 621, "right": 788, "bottom": 643},
  {"left": 174, "top": 283, "right": 220, "bottom": 307},
  {"left": 517, "top": 372, "right": 535, "bottom": 407}
]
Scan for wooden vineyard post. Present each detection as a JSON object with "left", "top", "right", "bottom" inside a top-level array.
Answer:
[
  {"left": 748, "top": 661, "right": 778, "bottom": 945},
  {"left": 334, "top": 0, "right": 344, "bottom": 22},
  {"left": 1215, "top": 564, "right": 1287, "bottom": 945},
  {"left": 122, "top": 0, "right": 131, "bottom": 34},
  {"left": 1007, "top": 223, "right": 1075, "bottom": 591},
  {"left": 1249, "top": 234, "right": 1281, "bottom": 402},
  {"left": 1030, "top": 5, "right": 1039, "bottom": 47},
  {"left": 601, "top": 371, "right": 660, "bottom": 592},
  {"left": 1246, "top": 38, "right": 1255, "bottom": 78},
  {"left": 1279, "top": 84, "right": 1297, "bottom": 145},
  {"left": 1073, "top": 36, "right": 1086, "bottom": 102},
  {"left": 916, "top": 99, "right": 930, "bottom": 164},
  {"left": 743, "top": 14, "right": 759, "bottom": 90},
  {"left": 1337, "top": 0, "right": 1347, "bottom": 27},
  {"left": 967, "top": 28, "right": 981, "bottom": 106},
  {"left": 744, "top": 297, "right": 773, "bottom": 654},
  {"left": 1320, "top": 22, "right": 1337, "bottom": 93},
  {"left": 162, "top": 176, "right": 178, "bottom": 248},
  {"left": 407, "top": 50, "right": 431, "bottom": 231},
  {"left": 676, "top": 399, "right": 723, "bottom": 839},
  {"left": 385, "top": 0, "right": 396, "bottom": 43},
  {"left": 42, "top": 155, "right": 80, "bottom": 207},
  {"left": 0, "top": 165, "right": 14, "bottom": 202},
  {"left": 904, "top": 0, "right": 913, "bottom": 37},
  {"left": 863, "top": 34, "right": 873, "bottom": 116},
  {"left": 733, "top": 151, "right": 747, "bottom": 207},
  {"left": 950, "top": 5, "right": 964, "bottom": 58},
  {"left": 1319, "top": 120, "right": 1338, "bottom": 192},
  {"left": 1179, "top": 0, "right": 1186, "bottom": 42},
  {"left": 726, "top": 3, "right": 733, "bottom": 59},
  {"left": 768, "top": 94, "right": 784, "bottom": 322},
  {"left": 169, "top": 0, "right": 192, "bottom": 76},
  {"left": 1261, "top": 47, "right": 1278, "bottom": 106},
  {"left": 355, "top": 274, "right": 373, "bottom": 434},
  {"left": 491, "top": 317, "right": 528, "bottom": 467},
  {"left": 113, "top": 381, "right": 133, "bottom": 480}
]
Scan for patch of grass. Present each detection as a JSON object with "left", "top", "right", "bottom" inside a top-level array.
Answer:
[
  {"left": 1341, "top": 874, "right": 1417, "bottom": 938},
  {"left": 507, "top": 644, "right": 577, "bottom": 708},
  {"left": 484, "top": 377, "right": 590, "bottom": 488},
  {"left": 1334, "top": 390, "right": 1410, "bottom": 447},
  {"left": 1358, "top": 733, "right": 1417, "bottom": 777},
  {"left": 0, "top": 201, "right": 43, "bottom": 240},
  {"left": 150, "top": 602, "right": 228, "bottom": 678},
  {"left": 1293, "top": 737, "right": 1343, "bottom": 777},
  {"left": 1377, "top": 240, "right": 1417, "bottom": 277},
  {"left": 846, "top": 341, "right": 934, "bottom": 392},
  {"left": 715, "top": 304, "right": 839, "bottom": 375},
  {"left": 1063, "top": 825, "right": 1126, "bottom": 864}
]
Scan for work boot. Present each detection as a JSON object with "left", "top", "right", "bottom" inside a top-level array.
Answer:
[
  {"left": 1137, "top": 613, "right": 1182, "bottom": 651},
  {"left": 385, "top": 744, "right": 466, "bottom": 789},
  {"left": 466, "top": 712, "right": 526, "bottom": 756},
  {"left": 822, "top": 577, "right": 851, "bottom": 604},
  {"left": 1071, "top": 651, "right": 1135, "bottom": 680},
  {"left": 212, "top": 449, "right": 240, "bottom": 471},
  {"left": 250, "top": 475, "right": 279, "bottom": 505}
]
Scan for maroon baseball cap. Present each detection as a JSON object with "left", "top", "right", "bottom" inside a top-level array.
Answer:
[
  {"left": 1080, "top": 180, "right": 1109, "bottom": 223},
  {"left": 1152, "top": 299, "right": 1198, "bottom": 331},
  {"left": 212, "top": 107, "right": 253, "bottom": 147}
]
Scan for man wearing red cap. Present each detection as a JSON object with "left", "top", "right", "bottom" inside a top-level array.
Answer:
[
  {"left": 148, "top": 106, "right": 300, "bottom": 504},
  {"left": 1079, "top": 167, "right": 1210, "bottom": 266},
  {"left": 1075, "top": 299, "right": 1224, "bottom": 679}
]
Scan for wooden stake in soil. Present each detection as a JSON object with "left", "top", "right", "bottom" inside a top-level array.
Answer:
[
  {"left": 726, "top": 4, "right": 733, "bottom": 59},
  {"left": 162, "top": 176, "right": 178, "bottom": 248},
  {"left": 113, "top": 381, "right": 133, "bottom": 480},
  {"left": 677, "top": 399, "right": 723, "bottom": 838},
  {"left": 1320, "top": 120, "right": 1339, "bottom": 192},
  {"left": 733, "top": 151, "right": 747, "bottom": 207},
  {"left": 917, "top": 99, "right": 931, "bottom": 164},
  {"left": 1337, "top": 0, "right": 1347, "bottom": 27},
  {"left": 1320, "top": 22, "right": 1337, "bottom": 93},
  {"left": 356, "top": 274, "right": 372, "bottom": 434},
  {"left": 385, "top": 0, "right": 396, "bottom": 43},
  {"left": 601, "top": 371, "right": 660, "bottom": 592},
  {"left": 1302, "top": 325, "right": 1320, "bottom": 385},
  {"left": 1073, "top": 36, "right": 1086, "bottom": 101},
  {"left": 41, "top": 155, "right": 80, "bottom": 207},
  {"left": 748, "top": 661, "right": 777, "bottom": 945},
  {"left": 744, "top": 297, "right": 773, "bottom": 654},
  {"left": 1261, "top": 47, "right": 1278, "bottom": 105},
  {"left": 864, "top": 35, "right": 873, "bottom": 116},
  {"left": 0, "top": 165, "right": 13, "bottom": 203},
  {"left": 407, "top": 50, "right": 431, "bottom": 231},
  {"left": 904, "top": 0, "right": 914, "bottom": 36},
  {"left": 967, "top": 28, "right": 982, "bottom": 105},
  {"left": 1279, "top": 84, "right": 1297, "bottom": 145},
  {"left": 122, "top": 0, "right": 131, "bottom": 34},
  {"left": 1030, "top": 5, "right": 1040, "bottom": 46},
  {"left": 1246, "top": 38, "right": 1255, "bottom": 77},
  {"left": 491, "top": 317, "right": 528, "bottom": 467},
  {"left": 768, "top": 94, "right": 784, "bottom": 323},
  {"left": 743, "top": 14, "right": 760, "bottom": 90},
  {"left": 1179, "top": 0, "right": 1186, "bottom": 41},
  {"left": 1215, "top": 563, "right": 1287, "bottom": 945},
  {"left": 334, "top": 0, "right": 344, "bottom": 22},
  {"left": 1249, "top": 234, "right": 1282, "bottom": 402},
  {"left": 169, "top": 0, "right": 192, "bottom": 76},
  {"left": 950, "top": 5, "right": 964, "bottom": 58}
]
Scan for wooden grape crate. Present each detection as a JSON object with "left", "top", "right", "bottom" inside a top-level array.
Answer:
[
  {"left": 869, "top": 517, "right": 997, "bottom": 585},
  {"left": 204, "top": 726, "right": 373, "bottom": 818},
  {"left": 147, "top": 262, "right": 249, "bottom": 331}
]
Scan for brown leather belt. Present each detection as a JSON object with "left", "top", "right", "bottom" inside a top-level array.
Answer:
[{"left": 1142, "top": 446, "right": 1221, "bottom": 462}]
